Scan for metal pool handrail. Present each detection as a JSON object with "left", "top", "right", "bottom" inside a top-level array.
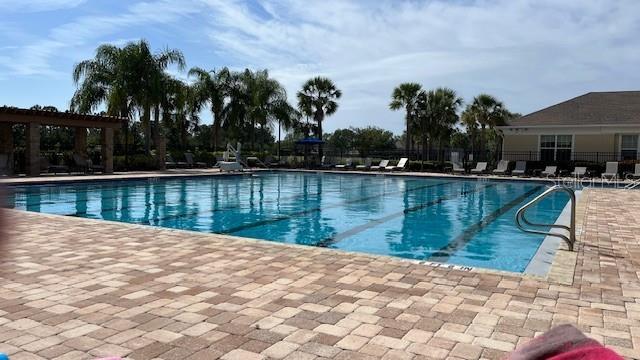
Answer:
[{"left": 515, "top": 185, "right": 576, "bottom": 251}]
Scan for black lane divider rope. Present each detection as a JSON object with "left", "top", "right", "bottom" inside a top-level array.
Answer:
[
  {"left": 316, "top": 183, "right": 498, "bottom": 248},
  {"left": 222, "top": 181, "right": 452, "bottom": 235},
  {"left": 426, "top": 185, "right": 544, "bottom": 262}
]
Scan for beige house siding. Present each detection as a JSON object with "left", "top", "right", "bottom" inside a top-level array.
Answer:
[
  {"left": 502, "top": 135, "right": 538, "bottom": 153},
  {"left": 503, "top": 133, "right": 619, "bottom": 161}
]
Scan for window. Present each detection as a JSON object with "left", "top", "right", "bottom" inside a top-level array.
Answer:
[
  {"left": 540, "top": 135, "right": 572, "bottom": 161},
  {"left": 621, "top": 135, "right": 639, "bottom": 160}
]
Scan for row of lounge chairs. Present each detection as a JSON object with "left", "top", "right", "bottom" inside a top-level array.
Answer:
[
  {"left": 328, "top": 157, "right": 408, "bottom": 171},
  {"left": 457, "top": 160, "right": 639, "bottom": 178},
  {"left": 166, "top": 153, "right": 207, "bottom": 169}
]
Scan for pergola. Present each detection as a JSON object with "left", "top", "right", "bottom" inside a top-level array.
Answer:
[{"left": 0, "top": 107, "right": 124, "bottom": 176}]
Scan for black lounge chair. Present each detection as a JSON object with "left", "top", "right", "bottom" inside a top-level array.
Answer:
[{"left": 185, "top": 152, "right": 207, "bottom": 168}]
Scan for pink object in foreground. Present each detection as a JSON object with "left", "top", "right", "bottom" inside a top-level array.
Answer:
[{"left": 507, "top": 324, "right": 623, "bottom": 360}]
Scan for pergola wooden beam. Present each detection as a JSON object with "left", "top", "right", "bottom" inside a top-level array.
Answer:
[{"left": 0, "top": 107, "right": 125, "bottom": 176}]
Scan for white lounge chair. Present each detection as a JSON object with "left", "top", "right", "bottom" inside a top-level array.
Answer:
[
  {"left": 320, "top": 156, "right": 333, "bottom": 169},
  {"left": 385, "top": 158, "right": 408, "bottom": 171},
  {"left": 451, "top": 161, "right": 465, "bottom": 174},
  {"left": 511, "top": 161, "right": 527, "bottom": 176},
  {"left": 540, "top": 166, "right": 557, "bottom": 177},
  {"left": 370, "top": 159, "right": 389, "bottom": 171},
  {"left": 470, "top": 162, "right": 488, "bottom": 174},
  {"left": 219, "top": 161, "right": 243, "bottom": 172},
  {"left": 355, "top": 158, "right": 372, "bottom": 170},
  {"left": 571, "top": 167, "right": 587, "bottom": 178},
  {"left": 492, "top": 160, "right": 510, "bottom": 175},
  {"left": 335, "top": 158, "right": 353, "bottom": 169},
  {"left": 602, "top": 162, "right": 619, "bottom": 178}
]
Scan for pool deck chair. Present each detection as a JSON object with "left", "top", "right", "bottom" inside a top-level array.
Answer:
[
  {"left": 540, "top": 166, "right": 557, "bottom": 177},
  {"left": 320, "top": 156, "right": 333, "bottom": 169},
  {"left": 335, "top": 158, "right": 353, "bottom": 169},
  {"left": 355, "top": 158, "right": 372, "bottom": 170},
  {"left": 451, "top": 161, "right": 465, "bottom": 174},
  {"left": 571, "top": 167, "right": 587, "bottom": 178},
  {"left": 370, "top": 159, "right": 389, "bottom": 171},
  {"left": 385, "top": 158, "right": 408, "bottom": 171},
  {"left": 492, "top": 160, "right": 510, "bottom": 175},
  {"left": 470, "top": 162, "right": 488, "bottom": 175},
  {"left": 219, "top": 161, "right": 243, "bottom": 172},
  {"left": 185, "top": 152, "right": 207, "bottom": 168},
  {"left": 627, "top": 164, "right": 640, "bottom": 179},
  {"left": 602, "top": 162, "right": 619, "bottom": 179},
  {"left": 511, "top": 161, "right": 527, "bottom": 176}
]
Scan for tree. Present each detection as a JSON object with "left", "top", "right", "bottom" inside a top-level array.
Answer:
[
  {"left": 297, "top": 77, "right": 342, "bottom": 157},
  {"left": 325, "top": 128, "right": 355, "bottom": 155},
  {"left": 352, "top": 127, "right": 396, "bottom": 157},
  {"left": 389, "top": 83, "right": 422, "bottom": 156},
  {"left": 189, "top": 67, "right": 230, "bottom": 150},
  {"left": 414, "top": 88, "right": 463, "bottom": 165},
  {"left": 462, "top": 94, "right": 510, "bottom": 161}
]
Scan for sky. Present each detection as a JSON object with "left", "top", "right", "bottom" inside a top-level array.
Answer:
[{"left": 0, "top": 0, "right": 639, "bottom": 134}]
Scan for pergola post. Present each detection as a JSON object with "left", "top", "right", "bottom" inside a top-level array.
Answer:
[
  {"left": 101, "top": 127, "right": 114, "bottom": 174},
  {"left": 0, "top": 122, "right": 13, "bottom": 175},
  {"left": 74, "top": 127, "right": 87, "bottom": 156},
  {"left": 26, "top": 122, "right": 41, "bottom": 176}
]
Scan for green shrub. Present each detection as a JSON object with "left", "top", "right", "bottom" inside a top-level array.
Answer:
[{"left": 114, "top": 154, "right": 159, "bottom": 171}]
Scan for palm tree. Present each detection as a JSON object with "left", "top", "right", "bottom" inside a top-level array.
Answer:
[
  {"left": 414, "top": 88, "right": 463, "bottom": 167},
  {"left": 389, "top": 83, "right": 422, "bottom": 156},
  {"left": 189, "top": 67, "right": 230, "bottom": 150},
  {"left": 297, "top": 77, "right": 342, "bottom": 157},
  {"left": 462, "top": 94, "right": 509, "bottom": 160}
]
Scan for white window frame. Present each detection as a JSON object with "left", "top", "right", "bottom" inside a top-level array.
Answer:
[{"left": 538, "top": 134, "right": 574, "bottom": 161}]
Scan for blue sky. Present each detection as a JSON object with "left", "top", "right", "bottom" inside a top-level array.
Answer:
[{"left": 1, "top": 0, "right": 639, "bottom": 134}]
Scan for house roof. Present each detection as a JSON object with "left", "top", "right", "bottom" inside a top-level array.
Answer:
[{"left": 505, "top": 91, "right": 640, "bottom": 127}]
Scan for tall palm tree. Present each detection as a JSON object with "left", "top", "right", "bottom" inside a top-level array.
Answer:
[
  {"left": 189, "top": 67, "right": 230, "bottom": 150},
  {"left": 122, "top": 40, "right": 185, "bottom": 154},
  {"left": 297, "top": 77, "right": 342, "bottom": 157},
  {"left": 462, "top": 94, "right": 508, "bottom": 159},
  {"left": 160, "top": 78, "right": 199, "bottom": 149},
  {"left": 389, "top": 83, "right": 422, "bottom": 156},
  {"left": 414, "top": 88, "right": 463, "bottom": 166}
]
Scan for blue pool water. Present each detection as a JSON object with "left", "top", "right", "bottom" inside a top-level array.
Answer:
[{"left": 5, "top": 172, "right": 570, "bottom": 272}]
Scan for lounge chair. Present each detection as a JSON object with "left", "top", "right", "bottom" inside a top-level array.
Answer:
[
  {"left": 167, "top": 154, "right": 187, "bottom": 168},
  {"left": 492, "top": 160, "right": 510, "bottom": 175},
  {"left": 355, "top": 158, "right": 372, "bottom": 170},
  {"left": 511, "top": 161, "right": 527, "bottom": 176},
  {"left": 335, "top": 158, "right": 352, "bottom": 169},
  {"left": 470, "top": 162, "right": 488, "bottom": 174},
  {"left": 320, "top": 156, "right": 334, "bottom": 169},
  {"left": 571, "top": 167, "right": 587, "bottom": 178},
  {"left": 626, "top": 164, "right": 640, "bottom": 179},
  {"left": 185, "top": 152, "right": 207, "bottom": 168},
  {"left": 385, "top": 158, "right": 408, "bottom": 171},
  {"left": 602, "top": 161, "right": 619, "bottom": 178},
  {"left": 370, "top": 159, "right": 389, "bottom": 171},
  {"left": 219, "top": 161, "right": 243, "bottom": 172},
  {"left": 73, "top": 153, "right": 103, "bottom": 173},
  {"left": 40, "top": 157, "right": 69, "bottom": 175},
  {"left": 540, "top": 166, "right": 557, "bottom": 177}
]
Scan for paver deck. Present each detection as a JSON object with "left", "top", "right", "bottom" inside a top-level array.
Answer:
[{"left": 1, "top": 187, "right": 640, "bottom": 359}]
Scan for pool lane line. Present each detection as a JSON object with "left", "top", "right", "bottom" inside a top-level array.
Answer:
[
  {"left": 130, "top": 177, "right": 402, "bottom": 224},
  {"left": 221, "top": 181, "right": 453, "bottom": 235},
  {"left": 316, "top": 183, "right": 498, "bottom": 248},
  {"left": 426, "top": 185, "right": 544, "bottom": 263}
]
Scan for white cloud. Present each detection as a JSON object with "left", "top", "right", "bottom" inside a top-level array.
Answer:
[
  {"left": 198, "top": 0, "right": 640, "bottom": 133},
  {"left": 0, "top": 0, "right": 87, "bottom": 12},
  {"left": 0, "top": 0, "right": 203, "bottom": 76}
]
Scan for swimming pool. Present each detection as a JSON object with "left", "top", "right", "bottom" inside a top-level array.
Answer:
[{"left": 5, "top": 172, "right": 570, "bottom": 272}]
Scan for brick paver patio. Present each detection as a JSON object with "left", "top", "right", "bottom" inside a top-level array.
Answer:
[{"left": 1, "top": 187, "right": 640, "bottom": 359}]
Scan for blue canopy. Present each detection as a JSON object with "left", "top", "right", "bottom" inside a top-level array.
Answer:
[{"left": 295, "top": 137, "right": 325, "bottom": 145}]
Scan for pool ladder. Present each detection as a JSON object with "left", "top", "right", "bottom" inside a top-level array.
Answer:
[{"left": 515, "top": 185, "right": 576, "bottom": 251}]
